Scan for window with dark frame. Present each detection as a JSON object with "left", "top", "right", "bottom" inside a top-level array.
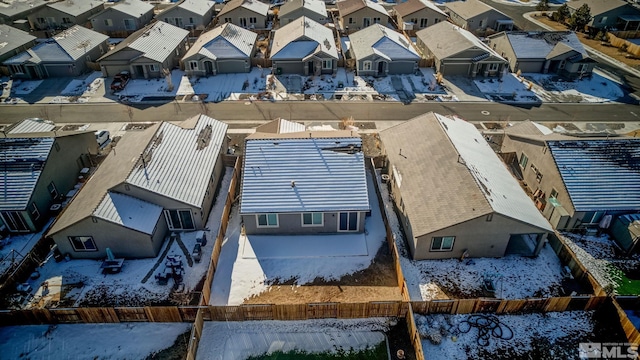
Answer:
[
  {"left": 431, "top": 236, "right": 455, "bottom": 251},
  {"left": 69, "top": 236, "right": 97, "bottom": 251}
]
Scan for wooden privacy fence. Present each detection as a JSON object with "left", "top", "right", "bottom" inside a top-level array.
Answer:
[
  {"left": 411, "top": 296, "right": 607, "bottom": 315},
  {"left": 613, "top": 297, "right": 640, "bottom": 344},
  {"left": 405, "top": 304, "right": 426, "bottom": 360},
  {"left": 607, "top": 33, "right": 640, "bottom": 58},
  {"left": 200, "top": 157, "right": 241, "bottom": 305},
  {"left": 547, "top": 232, "right": 605, "bottom": 296},
  {"left": 0, "top": 236, "right": 53, "bottom": 293},
  {"left": 186, "top": 308, "right": 205, "bottom": 360}
]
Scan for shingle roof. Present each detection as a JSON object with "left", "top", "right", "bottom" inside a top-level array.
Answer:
[
  {"left": 183, "top": 22, "right": 256, "bottom": 60},
  {"left": 217, "top": 0, "right": 269, "bottom": 17},
  {"left": 241, "top": 134, "right": 370, "bottom": 214},
  {"left": 416, "top": 21, "right": 505, "bottom": 61},
  {"left": 108, "top": 0, "right": 154, "bottom": 18},
  {"left": 567, "top": 0, "right": 630, "bottom": 15},
  {"left": 0, "top": 24, "right": 35, "bottom": 58},
  {"left": 93, "top": 192, "right": 163, "bottom": 234},
  {"left": 380, "top": 112, "right": 552, "bottom": 237},
  {"left": 394, "top": 0, "right": 446, "bottom": 18},
  {"left": 445, "top": 0, "right": 507, "bottom": 20},
  {"left": 0, "top": 137, "right": 54, "bottom": 211},
  {"left": 548, "top": 139, "right": 640, "bottom": 212},
  {"left": 6, "top": 25, "right": 107, "bottom": 64},
  {"left": 279, "top": 0, "right": 328, "bottom": 19},
  {"left": 337, "top": 0, "right": 388, "bottom": 17},
  {"left": 349, "top": 24, "right": 419, "bottom": 61},
  {"left": 100, "top": 21, "right": 188, "bottom": 63},
  {"left": 271, "top": 16, "right": 338, "bottom": 59},
  {"left": 125, "top": 115, "right": 228, "bottom": 208},
  {"left": 500, "top": 31, "right": 587, "bottom": 59},
  {"left": 48, "top": 0, "right": 104, "bottom": 17},
  {"left": 7, "top": 118, "right": 55, "bottom": 134}
]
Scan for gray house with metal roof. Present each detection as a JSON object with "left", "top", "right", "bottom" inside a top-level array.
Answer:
[
  {"left": 98, "top": 21, "right": 189, "bottom": 79},
  {"left": 445, "top": 0, "right": 512, "bottom": 34},
  {"left": 380, "top": 113, "right": 552, "bottom": 260},
  {"left": 0, "top": 0, "right": 49, "bottom": 31},
  {"left": 349, "top": 24, "right": 420, "bottom": 76},
  {"left": 501, "top": 121, "right": 640, "bottom": 231},
  {"left": 47, "top": 114, "right": 229, "bottom": 259},
  {"left": 28, "top": 0, "right": 105, "bottom": 32},
  {"left": 0, "top": 24, "right": 36, "bottom": 75},
  {"left": 241, "top": 130, "right": 370, "bottom": 235},
  {"left": 278, "top": 0, "right": 328, "bottom": 25},
  {"left": 156, "top": 0, "right": 216, "bottom": 32},
  {"left": 0, "top": 132, "right": 97, "bottom": 234},
  {"left": 89, "top": 0, "right": 155, "bottom": 37},
  {"left": 487, "top": 31, "right": 596, "bottom": 79},
  {"left": 416, "top": 21, "right": 507, "bottom": 78},
  {"left": 270, "top": 16, "right": 337, "bottom": 75},
  {"left": 4, "top": 25, "right": 109, "bottom": 79},
  {"left": 217, "top": 0, "right": 269, "bottom": 30},
  {"left": 568, "top": 0, "right": 640, "bottom": 29},
  {"left": 182, "top": 23, "right": 256, "bottom": 76}
]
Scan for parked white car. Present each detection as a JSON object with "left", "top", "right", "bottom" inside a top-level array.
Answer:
[{"left": 95, "top": 130, "right": 110, "bottom": 147}]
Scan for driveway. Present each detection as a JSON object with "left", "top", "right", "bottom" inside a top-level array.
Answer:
[{"left": 19, "top": 78, "right": 72, "bottom": 104}]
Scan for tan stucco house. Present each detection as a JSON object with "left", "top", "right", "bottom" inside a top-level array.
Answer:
[
  {"left": 445, "top": 0, "right": 513, "bottom": 34},
  {"left": 217, "top": 0, "right": 270, "bottom": 30},
  {"left": 393, "top": 0, "right": 447, "bottom": 33},
  {"left": 336, "top": 0, "right": 389, "bottom": 33}
]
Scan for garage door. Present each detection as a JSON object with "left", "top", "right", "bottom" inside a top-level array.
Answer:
[
  {"left": 441, "top": 63, "right": 470, "bottom": 77},
  {"left": 388, "top": 61, "right": 415, "bottom": 75},
  {"left": 217, "top": 60, "right": 248, "bottom": 74},
  {"left": 45, "top": 64, "right": 76, "bottom": 77}
]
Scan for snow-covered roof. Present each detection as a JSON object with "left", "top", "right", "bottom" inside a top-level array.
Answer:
[
  {"left": 5, "top": 25, "right": 107, "bottom": 64},
  {"left": 100, "top": 21, "right": 188, "bottom": 63},
  {"left": 548, "top": 139, "right": 640, "bottom": 212},
  {"left": 416, "top": 21, "right": 506, "bottom": 61},
  {"left": 217, "top": 0, "right": 269, "bottom": 17},
  {"left": 47, "top": 0, "right": 103, "bottom": 17},
  {"left": 125, "top": 115, "right": 228, "bottom": 208},
  {"left": 0, "top": 137, "right": 54, "bottom": 211},
  {"left": 349, "top": 24, "right": 419, "bottom": 61},
  {"left": 379, "top": 112, "right": 551, "bottom": 237},
  {"left": 241, "top": 134, "right": 370, "bottom": 214},
  {"left": 107, "top": 0, "right": 154, "bottom": 18},
  {"left": 337, "top": 0, "right": 388, "bottom": 17},
  {"left": 183, "top": 23, "right": 256, "bottom": 60},
  {"left": 0, "top": 24, "right": 35, "bottom": 58},
  {"left": 279, "top": 0, "right": 328, "bottom": 19},
  {"left": 271, "top": 16, "right": 338, "bottom": 59},
  {"left": 8, "top": 118, "right": 55, "bottom": 134},
  {"left": 500, "top": 31, "right": 587, "bottom": 59},
  {"left": 94, "top": 192, "right": 163, "bottom": 234}
]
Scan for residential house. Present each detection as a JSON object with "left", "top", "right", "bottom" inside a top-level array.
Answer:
[
  {"left": 241, "top": 130, "right": 370, "bottom": 235},
  {"left": 349, "top": 24, "right": 420, "bottom": 76},
  {"left": 5, "top": 25, "right": 109, "bottom": 79},
  {"left": 270, "top": 16, "right": 337, "bottom": 75},
  {"left": 415, "top": 21, "right": 507, "bottom": 77},
  {"left": 393, "top": 0, "right": 447, "bottom": 33},
  {"left": 156, "top": 0, "right": 216, "bottom": 32},
  {"left": 379, "top": 113, "right": 552, "bottom": 260},
  {"left": 254, "top": 118, "right": 306, "bottom": 134},
  {"left": 182, "top": 23, "right": 256, "bottom": 76},
  {"left": 0, "top": 24, "right": 36, "bottom": 75},
  {"left": 0, "top": 132, "right": 97, "bottom": 234},
  {"left": 5, "top": 117, "right": 56, "bottom": 135},
  {"left": 46, "top": 114, "right": 229, "bottom": 259},
  {"left": 568, "top": 0, "right": 640, "bottom": 30},
  {"left": 98, "top": 21, "right": 189, "bottom": 79},
  {"left": 445, "top": 0, "right": 513, "bottom": 34},
  {"left": 89, "top": 0, "right": 155, "bottom": 37},
  {"left": 610, "top": 214, "right": 640, "bottom": 255},
  {"left": 28, "top": 0, "right": 105, "bottom": 32},
  {"left": 500, "top": 121, "right": 640, "bottom": 231},
  {"left": 278, "top": 0, "right": 328, "bottom": 25},
  {"left": 0, "top": 0, "right": 49, "bottom": 31},
  {"left": 337, "top": 0, "right": 389, "bottom": 33},
  {"left": 487, "top": 31, "right": 596, "bottom": 79},
  {"left": 216, "top": 0, "right": 269, "bottom": 30}
]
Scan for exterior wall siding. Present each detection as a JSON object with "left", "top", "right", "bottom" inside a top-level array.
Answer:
[
  {"left": 28, "top": 5, "right": 105, "bottom": 32},
  {"left": 160, "top": 7, "right": 214, "bottom": 30},
  {"left": 340, "top": 8, "right": 389, "bottom": 32},
  {"left": 397, "top": 9, "right": 447, "bottom": 31},
  {"left": 280, "top": 8, "right": 327, "bottom": 25},
  {"left": 91, "top": 8, "right": 154, "bottom": 35},
  {"left": 220, "top": 8, "right": 267, "bottom": 29},
  {"left": 243, "top": 211, "right": 367, "bottom": 235}
]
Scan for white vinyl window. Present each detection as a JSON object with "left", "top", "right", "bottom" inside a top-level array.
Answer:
[
  {"left": 104, "top": 19, "right": 113, "bottom": 26},
  {"left": 363, "top": 61, "right": 372, "bottom": 71},
  {"left": 302, "top": 213, "right": 323, "bottom": 226},
  {"left": 322, "top": 59, "right": 332, "bottom": 69},
  {"left": 69, "top": 236, "right": 97, "bottom": 251},
  {"left": 257, "top": 214, "right": 278, "bottom": 227},
  {"left": 165, "top": 209, "right": 195, "bottom": 230},
  {"left": 189, "top": 61, "right": 198, "bottom": 70},
  {"left": 431, "top": 236, "right": 455, "bottom": 251}
]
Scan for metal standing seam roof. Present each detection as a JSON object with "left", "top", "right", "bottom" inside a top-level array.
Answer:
[
  {"left": 503, "top": 31, "right": 587, "bottom": 59},
  {"left": 240, "top": 137, "right": 370, "bottom": 214},
  {"left": 0, "top": 0, "right": 48, "bottom": 18},
  {"left": 254, "top": 118, "right": 306, "bottom": 134},
  {"left": 93, "top": 192, "right": 163, "bottom": 234},
  {"left": 445, "top": 0, "right": 508, "bottom": 20},
  {"left": 416, "top": 21, "right": 505, "bottom": 61},
  {"left": 177, "top": 0, "right": 215, "bottom": 15},
  {"left": 217, "top": 0, "right": 269, "bottom": 17},
  {"left": 349, "top": 24, "right": 419, "bottom": 61},
  {"left": 126, "top": 115, "right": 228, "bottom": 208},
  {"left": 548, "top": 139, "right": 640, "bottom": 212},
  {"left": 183, "top": 23, "right": 257, "bottom": 60},
  {"left": 8, "top": 119, "right": 56, "bottom": 134},
  {"left": 47, "top": 0, "right": 104, "bottom": 17},
  {"left": 337, "top": 0, "right": 388, "bottom": 17},
  {"left": 271, "top": 16, "right": 338, "bottom": 59},
  {"left": 567, "top": 0, "right": 630, "bottom": 14},
  {"left": 279, "top": 0, "right": 328, "bottom": 19},
  {"left": 107, "top": 0, "right": 154, "bottom": 18},
  {"left": 0, "top": 24, "right": 36, "bottom": 58},
  {"left": 125, "top": 21, "right": 189, "bottom": 63},
  {"left": 394, "top": 0, "right": 447, "bottom": 18},
  {"left": 0, "top": 137, "right": 54, "bottom": 211}
]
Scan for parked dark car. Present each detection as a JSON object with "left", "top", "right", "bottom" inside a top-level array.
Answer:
[{"left": 110, "top": 71, "right": 130, "bottom": 93}]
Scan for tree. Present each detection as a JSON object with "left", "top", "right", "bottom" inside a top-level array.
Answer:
[
  {"left": 553, "top": 4, "right": 571, "bottom": 23},
  {"left": 536, "top": 0, "right": 549, "bottom": 11},
  {"left": 568, "top": 4, "right": 592, "bottom": 31}
]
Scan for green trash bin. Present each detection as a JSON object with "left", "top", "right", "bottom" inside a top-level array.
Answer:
[{"left": 276, "top": 67, "right": 282, "bottom": 75}]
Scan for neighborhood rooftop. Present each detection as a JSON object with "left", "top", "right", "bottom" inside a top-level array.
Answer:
[
  {"left": 548, "top": 139, "right": 640, "bottom": 212},
  {"left": 349, "top": 24, "right": 419, "bottom": 61},
  {"left": 416, "top": 21, "right": 504, "bottom": 61},
  {"left": 279, "top": 0, "right": 328, "bottom": 18},
  {"left": 254, "top": 118, "right": 306, "bottom": 134},
  {"left": 445, "top": 0, "right": 507, "bottom": 19},
  {"left": 104, "top": 0, "right": 154, "bottom": 18},
  {"left": 7, "top": 118, "right": 56, "bottom": 134},
  {"left": 0, "top": 0, "right": 48, "bottom": 17},
  {"left": 337, "top": 0, "right": 388, "bottom": 17},
  {"left": 47, "top": 0, "right": 103, "bottom": 17},
  {"left": 567, "top": 0, "right": 628, "bottom": 13},
  {"left": 183, "top": 23, "right": 257, "bottom": 60},
  {"left": 240, "top": 132, "right": 370, "bottom": 214},
  {"left": 0, "top": 24, "right": 35, "bottom": 58},
  {"left": 99, "top": 21, "right": 188, "bottom": 63},
  {"left": 0, "top": 137, "right": 54, "bottom": 211},
  {"left": 174, "top": 0, "right": 215, "bottom": 15},
  {"left": 394, "top": 0, "right": 446, "bottom": 18},
  {"left": 217, "top": 0, "right": 269, "bottom": 17},
  {"left": 271, "top": 16, "right": 338, "bottom": 59},
  {"left": 504, "top": 31, "right": 587, "bottom": 59},
  {"left": 93, "top": 192, "right": 163, "bottom": 234}
]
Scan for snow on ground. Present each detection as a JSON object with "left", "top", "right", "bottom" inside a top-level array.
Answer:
[
  {"left": 209, "top": 172, "right": 387, "bottom": 305},
  {"left": 525, "top": 70, "right": 626, "bottom": 103},
  {"left": 375, "top": 171, "right": 566, "bottom": 300},
  {"left": 60, "top": 72, "right": 103, "bottom": 96},
  {"left": 417, "top": 311, "right": 594, "bottom": 360},
  {"left": 12, "top": 169, "right": 233, "bottom": 308},
  {"left": 0, "top": 219, "right": 53, "bottom": 276},
  {"left": 474, "top": 73, "right": 540, "bottom": 103},
  {"left": 11, "top": 79, "right": 42, "bottom": 95},
  {"left": 115, "top": 70, "right": 185, "bottom": 102},
  {"left": 196, "top": 318, "right": 390, "bottom": 360},
  {"left": 178, "top": 68, "right": 269, "bottom": 102},
  {"left": 0, "top": 322, "right": 191, "bottom": 360}
]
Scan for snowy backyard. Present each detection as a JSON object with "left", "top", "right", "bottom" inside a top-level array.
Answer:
[
  {"left": 0, "top": 322, "right": 191, "bottom": 360},
  {"left": 6, "top": 169, "right": 233, "bottom": 309}
]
